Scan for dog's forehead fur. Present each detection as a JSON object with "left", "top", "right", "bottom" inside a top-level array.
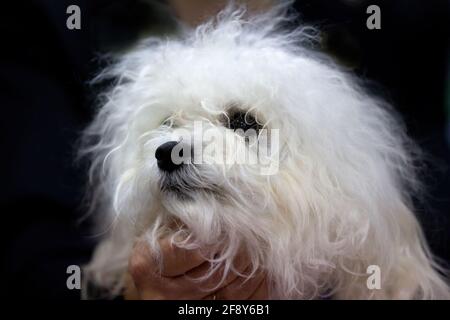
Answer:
[
  {"left": 96, "top": 7, "right": 384, "bottom": 157},
  {"left": 100, "top": 8, "right": 329, "bottom": 130}
]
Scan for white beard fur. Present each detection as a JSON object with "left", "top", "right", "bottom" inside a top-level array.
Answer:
[{"left": 80, "top": 2, "right": 450, "bottom": 299}]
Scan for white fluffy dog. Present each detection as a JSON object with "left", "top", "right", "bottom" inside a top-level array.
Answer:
[{"left": 81, "top": 3, "right": 450, "bottom": 299}]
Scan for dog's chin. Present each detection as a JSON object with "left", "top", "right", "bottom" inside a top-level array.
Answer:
[
  {"left": 158, "top": 172, "right": 222, "bottom": 201},
  {"left": 160, "top": 184, "right": 210, "bottom": 201}
]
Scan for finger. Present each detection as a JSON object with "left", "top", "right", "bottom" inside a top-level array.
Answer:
[
  {"left": 164, "top": 254, "right": 251, "bottom": 299},
  {"left": 123, "top": 272, "right": 141, "bottom": 300},
  {"left": 128, "top": 237, "right": 216, "bottom": 300},
  {"left": 128, "top": 237, "right": 206, "bottom": 286},
  {"left": 137, "top": 269, "right": 212, "bottom": 300},
  {"left": 202, "top": 294, "right": 217, "bottom": 300},
  {"left": 202, "top": 267, "right": 265, "bottom": 300},
  {"left": 158, "top": 236, "right": 209, "bottom": 277},
  {"left": 127, "top": 238, "right": 208, "bottom": 300},
  {"left": 215, "top": 269, "right": 266, "bottom": 300},
  {"left": 248, "top": 278, "right": 269, "bottom": 300},
  {"left": 179, "top": 248, "right": 252, "bottom": 293},
  {"left": 128, "top": 238, "right": 157, "bottom": 285}
]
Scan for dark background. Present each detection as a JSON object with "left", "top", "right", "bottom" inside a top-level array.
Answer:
[{"left": 1, "top": 0, "right": 449, "bottom": 299}]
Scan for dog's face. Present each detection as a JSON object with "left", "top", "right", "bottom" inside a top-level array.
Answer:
[
  {"left": 115, "top": 49, "right": 296, "bottom": 247},
  {"left": 89, "top": 35, "right": 337, "bottom": 281}
]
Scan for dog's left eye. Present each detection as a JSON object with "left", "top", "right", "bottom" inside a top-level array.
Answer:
[{"left": 225, "top": 111, "right": 262, "bottom": 133}]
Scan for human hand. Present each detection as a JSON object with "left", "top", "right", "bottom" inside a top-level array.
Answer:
[{"left": 126, "top": 235, "right": 268, "bottom": 300}]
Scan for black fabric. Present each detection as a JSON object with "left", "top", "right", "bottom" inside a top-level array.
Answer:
[
  {"left": 0, "top": 0, "right": 165, "bottom": 299},
  {"left": 294, "top": 0, "right": 450, "bottom": 264}
]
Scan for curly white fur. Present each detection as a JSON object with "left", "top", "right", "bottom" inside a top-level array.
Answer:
[{"left": 81, "top": 2, "right": 450, "bottom": 299}]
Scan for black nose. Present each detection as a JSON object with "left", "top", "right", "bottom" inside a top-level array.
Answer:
[{"left": 155, "top": 141, "right": 183, "bottom": 172}]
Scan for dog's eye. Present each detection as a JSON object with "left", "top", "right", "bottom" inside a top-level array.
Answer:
[{"left": 226, "top": 111, "right": 262, "bottom": 133}]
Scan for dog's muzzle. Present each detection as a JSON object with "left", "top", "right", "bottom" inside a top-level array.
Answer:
[{"left": 156, "top": 140, "right": 221, "bottom": 198}]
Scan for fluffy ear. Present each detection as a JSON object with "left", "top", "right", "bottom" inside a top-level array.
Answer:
[
  {"left": 334, "top": 202, "right": 450, "bottom": 299},
  {"left": 374, "top": 203, "right": 450, "bottom": 299}
]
